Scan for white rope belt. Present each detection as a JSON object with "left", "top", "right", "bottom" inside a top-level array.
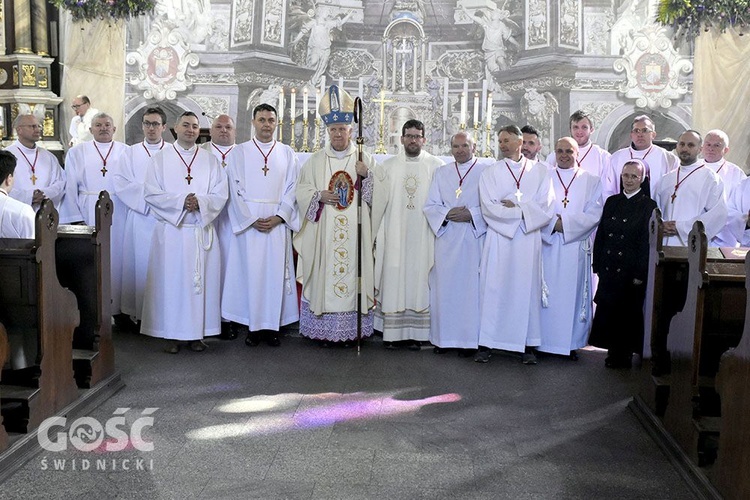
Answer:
[{"left": 189, "top": 223, "right": 214, "bottom": 295}]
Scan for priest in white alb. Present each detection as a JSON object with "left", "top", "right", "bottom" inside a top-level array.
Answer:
[
  {"left": 141, "top": 111, "right": 228, "bottom": 353},
  {"left": 477, "top": 125, "right": 555, "bottom": 364},
  {"left": 222, "top": 103, "right": 300, "bottom": 347},
  {"left": 294, "top": 85, "right": 378, "bottom": 346},
  {"left": 607, "top": 115, "right": 677, "bottom": 198},
  {"left": 655, "top": 130, "right": 727, "bottom": 247},
  {"left": 539, "top": 137, "right": 603, "bottom": 358},
  {"left": 701, "top": 129, "right": 746, "bottom": 247},
  {"left": 203, "top": 114, "right": 238, "bottom": 340},
  {"left": 545, "top": 110, "right": 611, "bottom": 180},
  {"left": 64, "top": 112, "right": 129, "bottom": 316},
  {"left": 424, "top": 131, "right": 490, "bottom": 354},
  {"left": 0, "top": 151, "right": 36, "bottom": 238},
  {"left": 727, "top": 176, "right": 750, "bottom": 247},
  {"left": 372, "top": 119, "right": 443, "bottom": 349},
  {"left": 114, "top": 107, "right": 167, "bottom": 323},
  {"left": 6, "top": 114, "right": 66, "bottom": 212}
]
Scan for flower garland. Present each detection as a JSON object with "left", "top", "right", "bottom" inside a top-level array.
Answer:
[
  {"left": 50, "top": 0, "right": 156, "bottom": 23},
  {"left": 657, "top": 0, "right": 750, "bottom": 41}
]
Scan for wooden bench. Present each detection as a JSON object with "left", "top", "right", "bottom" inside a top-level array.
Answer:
[
  {"left": 713, "top": 253, "right": 750, "bottom": 499},
  {"left": 0, "top": 200, "right": 80, "bottom": 433},
  {"left": 56, "top": 191, "right": 115, "bottom": 388},
  {"left": 662, "top": 221, "right": 746, "bottom": 467}
]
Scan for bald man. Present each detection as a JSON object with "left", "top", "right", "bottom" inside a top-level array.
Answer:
[{"left": 539, "top": 137, "right": 603, "bottom": 359}]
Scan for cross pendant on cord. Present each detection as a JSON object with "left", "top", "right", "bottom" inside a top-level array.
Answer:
[
  {"left": 30, "top": 173, "right": 37, "bottom": 185},
  {"left": 100, "top": 166, "right": 108, "bottom": 177},
  {"left": 455, "top": 186, "right": 462, "bottom": 198},
  {"left": 221, "top": 161, "right": 226, "bottom": 168},
  {"left": 514, "top": 189, "right": 523, "bottom": 203},
  {"left": 671, "top": 192, "right": 677, "bottom": 203},
  {"left": 562, "top": 197, "right": 569, "bottom": 208},
  {"left": 185, "top": 173, "right": 193, "bottom": 185},
  {"left": 262, "top": 163, "right": 269, "bottom": 176}
]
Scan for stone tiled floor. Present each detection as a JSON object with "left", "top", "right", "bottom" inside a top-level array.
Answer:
[{"left": 0, "top": 330, "right": 695, "bottom": 499}]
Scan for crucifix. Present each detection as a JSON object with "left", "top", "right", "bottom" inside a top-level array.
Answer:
[
  {"left": 455, "top": 186, "right": 462, "bottom": 199},
  {"left": 185, "top": 173, "right": 193, "bottom": 185},
  {"left": 100, "top": 165, "right": 107, "bottom": 177},
  {"left": 395, "top": 38, "right": 412, "bottom": 91},
  {"left": 30, "top": 173, "right": 37, "bottom": 184},
  {"left": 373, "top": 90, "right": 393, "bottom": 154},
  {"left": 262, "top": 164, "right": 269, "bottom": 176},
  {"left": 562, "top": 197, "right": 569, "bottom": 208},
  {"left": 514, "top": 189, "right": 523, "bottom": 203}
]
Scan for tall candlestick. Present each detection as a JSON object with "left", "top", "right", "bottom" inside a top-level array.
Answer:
[
  {"left": 459, "top": 92, "right": 466, "bottom": 128},
  {"left": 481, "top": 80, "right": 488, "bottom": 124},
  {"left": 303, "top": 87, "right": 309, "bottom": 117},
  {"left": 473, "top": 93, "right": 479, "bottom": 128},
  {"left": 290, "top": 88, "right": 296, "bottom": 119},
  {"left": 486, "top": 92, "right": 493, "bottom": 128}
]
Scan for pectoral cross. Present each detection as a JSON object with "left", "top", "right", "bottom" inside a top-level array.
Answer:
[
  {"left": 455, "top": 186, "right": 462, "bottom": 198},
  {"left": 514, "top": 189, "right": 523, "bottom": 203},
  {"left": 671, "top": 192, "right": 677, "bottom": 203},
  {"left": 185, "top": 173, "right": 193, "bottom": 185},
  {"left": 100, "top": 165, "right": 107, "bottom": 177},
  {"left": 262, "top": 163, "right": 269, "bottom": 176},
  {"left": 221, "top": 161, "right": 226, "bottom": 168},
  {"left": 562, "top": 197, "right": 569, "bottom": 208},
  {"left": 30, "top": 173, "right": 37, "bottom": 185}
]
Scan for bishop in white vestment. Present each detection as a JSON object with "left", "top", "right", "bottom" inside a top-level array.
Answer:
[
  {"left": 141, "top": 112, "right": 228, "bottom": 346},
  {"left": 424, "top": 132, "right": 489, "bottom": 351},
  {"left": 114, "top": 108, "right": 168, "bottom": 321},
  {"left": 63, "top": 113, "right": 129, "bottom": 314},
  {"left": 372, "top": 120, "right": 443, "bottom": 345},
  {"left": 222, "top": 105, "right": 301, "bottom": 337},
  {"left": 478, "top": 126, "right": 555, "bottom": 362},
  {"left": 539, "top": 138, "right": 603, "bottom": 357}
]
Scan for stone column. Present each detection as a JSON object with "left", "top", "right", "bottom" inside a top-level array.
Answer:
[
  {"left": 31, "top": 0, "right": 49, "bottom": 55},
  {"left": 13, "top": 0, "right": 33, "bottom": 53}
]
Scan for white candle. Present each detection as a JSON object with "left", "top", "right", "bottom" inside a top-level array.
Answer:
[
  {"left": 481, "top": 80, "right": 488, "bottom": 124},
  {"left": 358, "top": 77, "right": 364, "bottom": 98},
  {"left": 442, "top": 77, "right": 449, "bottom": 122},
  {"left": 278, "top": 88, "right": 284, "bottom": 121},
  {"left": 315, "top": 89, "right": 321, "bottom": 118},
  {"left": 338, "top": 76, "right": 344, "bottom": 89},
  {"left": 473, "top": 93, "right": 479, "bottom": 128},
  {"left": 320, "top": 76, "right": 326, "bottom": 94},
  {"left": 303, "top": 87, "right": 309, "bottom": 118},
  {"left": 460, "top": 92, "right": 466, "bottom": 126},
  {"left": 290, "top": 88, "right": 296, "bottom": 120},
  {"left": 486, "top": 92, "right": 493, "bottom": 128}
]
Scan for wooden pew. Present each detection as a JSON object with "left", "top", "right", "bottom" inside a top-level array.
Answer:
[
  {"left": 56, "top": 191, "right": 114, "bottom": 388},
  {"left": 663, "top": 221, "right": 746, "bottom": 467},
  {"left": 0, "top": 322, "right": 9, "bottom": 451},
  {"left": 0, "top": 200, "right": 80, "bottom": 433},
  {"left": 714, "top": 253, "right": 750, "bottom": 499}
]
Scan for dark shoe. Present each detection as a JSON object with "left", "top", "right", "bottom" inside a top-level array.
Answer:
[
  {"left": 383, "top": 341, "right": 397, "bottom": 350},
  {"left": 522, "top": 352, "right": 538, "bottom": 365},
  {"left": 458, "top": 349, "right": 476, "bottom": 358},
  {"left": 163, "top": 341, "right": 180, "bottom": 354},
  {"left": 219, "top": 321, "right": 238, "bottom": 340},
  {"left": 408, "top": 340, "right": 422, "bottom": 351},
  {"left": 189, "top": 340, "right": 207, "bottom": 352},
  {"left": 245, "top": 332, "right": 261, "bottom": 347},
  {"left": 433, "top": 346, "right": 449, "bottom": 354},
  {"left": 266, "top": 332, "right": 281, "bottom": 347},
  {"left": 474, "top": 349, "right": 491, "bottom": 363},
  {"left": 569, "top": 350, "right": 579, "bottom": 361}
]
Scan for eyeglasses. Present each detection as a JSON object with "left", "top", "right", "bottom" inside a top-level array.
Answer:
[
  {"left": 631, "top": 128, "right": 653, "bottom": 134},
  {"left": 403, "top": 134, "right": 424, "bottom": 140},
  {"left": 71, "top": 103, "right": 85, "bottom": 109},
  {"left": 143, "top": 121, "right": 164, "bottom": 128}
]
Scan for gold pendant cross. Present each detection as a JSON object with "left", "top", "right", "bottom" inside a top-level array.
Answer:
[
  {"left": 455, "top": 186, "right": 462, "bottom": 198},
  {"left": 30, "top": 173, "right": 37, "bottom": 185},
  {"left": 562, "top": 197, "right": 569, "bottom": 208}
]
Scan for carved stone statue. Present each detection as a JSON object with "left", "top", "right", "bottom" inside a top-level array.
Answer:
[{"left": 462, "top": 5, "right": 520, "bottom": 89}]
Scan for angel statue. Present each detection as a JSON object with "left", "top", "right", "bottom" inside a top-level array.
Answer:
[
  {"left": 462, "top": 2, "right": 520, "bottom": 89},
  {"left": 290, "top": 5, "right": 355, "bottom": 87},
  {"left": 521, "top": 89, "right": 559, "bottom": 154}
]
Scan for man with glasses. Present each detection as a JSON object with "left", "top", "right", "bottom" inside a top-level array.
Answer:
[
  {"left": 68, "top": 95, "right": 99, "bottom": 148},
  {"left": 607, "top": 114, "right": 677, "bottom": 199},
  {"left": 114, "top": 107, "right": 168, "bottom": 325},
  {"left": 222, "top": 104, "right": 300, "bottom": 348},
  {"left": 371, "top": 119, "right": 442, "bottom": 350},
  {"left": 295, "top": 85, "right": 378, "bottom": 347},
  {"left": 6, "top": 114, "right": 66, "bottom": 212},
  {"left": 203, "top": 114, "right": 238, "bottom": 340},
  {"left": 424, "top": 131, "right": 489, "bottom": 356}
]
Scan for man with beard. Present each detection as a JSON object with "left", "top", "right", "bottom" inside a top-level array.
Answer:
[{"left": 521, "top": 125, "right": 543, "bottom": 163}]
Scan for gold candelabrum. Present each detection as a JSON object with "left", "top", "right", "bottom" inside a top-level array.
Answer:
[
  {"left": 459, "top": 122, "right": 466, "bottom": 130},
  {"left": 473, "top": 122, "right": 479, "bottom": 144},
  {"left": 483, "top": 123, "right": 494, "bottom": 158},
  {"left": 278, "top": 119, "right": 284, "bottom": 143},
  {"left": 290, "top": 119, "right": 297, "bottom": 152},
  {"left": 301, "top": 119, "right": 310, "bottom": 152},
  {"left": 313, "top": 118, "right": 321, "bottom": 152}
]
